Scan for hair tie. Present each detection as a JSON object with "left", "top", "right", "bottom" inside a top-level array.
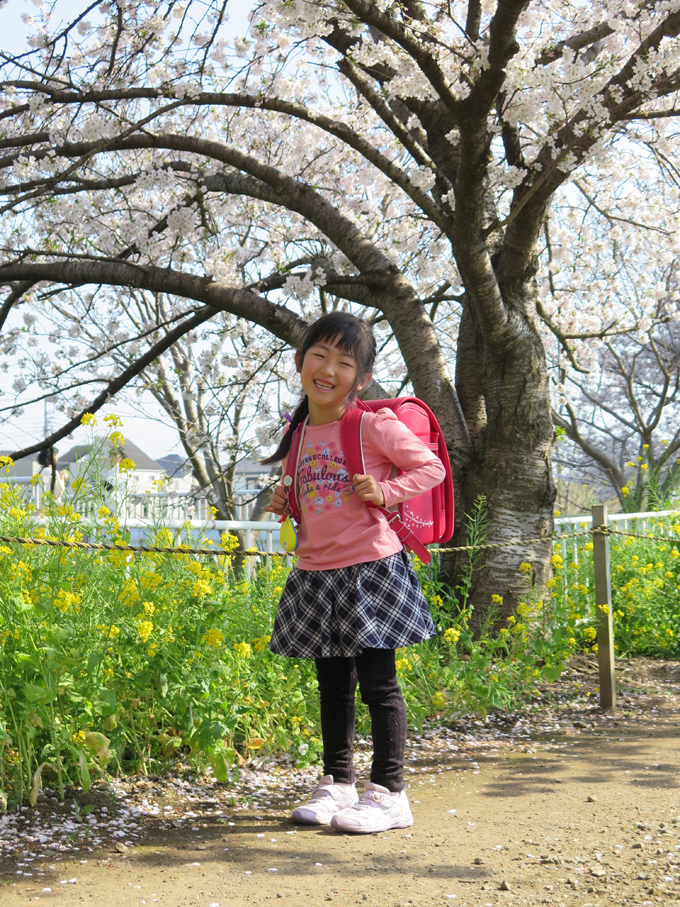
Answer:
[{"left": 283, "top": 412, "right": 292, "bottom": 423}]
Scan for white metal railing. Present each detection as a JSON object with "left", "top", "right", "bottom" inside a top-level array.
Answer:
[
  {"left": 7, "top": 474, "right": 679, "bottom": 568},
  {"left": 555, "top": 510, "right": 680, "bottom": 564},
  {"left": 554, "top": 509, "right": 680, "bottom": 567},
  {"left": 555, "top": 509, "right": 680, "bottom": 531},
  {"left": 101, "top": 518, "right": 282, "bottom": 555},
  {"left": 10, "top": 476, "right": 263, "bottom": 521}
]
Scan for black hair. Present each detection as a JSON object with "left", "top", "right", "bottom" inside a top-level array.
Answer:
[
  {"left": 261, "top": 311, "right": 376, "bottom": 465},
  {"left": 37, "top": 447, "right": 58, "bottom": 468}
]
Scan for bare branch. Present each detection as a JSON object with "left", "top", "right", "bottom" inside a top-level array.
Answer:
[{"left": 7, "top": 306, "right": 216, "bottom": 462}]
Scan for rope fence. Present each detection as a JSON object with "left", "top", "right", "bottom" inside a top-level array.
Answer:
[
  {"left": 0, "top": 534, "right": 245, "bottom": 558},
  {"left": 601, "top": 527, "right": 680, "bottom": 544},
  {"left": 1, "top": 524, "right": 669, "bottom": 558},
  {"left": 3, "top": 508, "right": 680, "bottom": 711}
]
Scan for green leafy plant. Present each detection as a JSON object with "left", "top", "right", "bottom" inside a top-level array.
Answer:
[{"left": 4, "top": 440, "right": 673, "bottom": 808}]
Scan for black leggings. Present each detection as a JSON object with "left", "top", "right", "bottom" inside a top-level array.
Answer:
[{"left": 314, "top": 648, "right": 407, "bottom": 792}]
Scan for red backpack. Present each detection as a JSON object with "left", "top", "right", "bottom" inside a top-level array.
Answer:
[{"left": 283, "top": 397, "right": 454, "bottom": 565}]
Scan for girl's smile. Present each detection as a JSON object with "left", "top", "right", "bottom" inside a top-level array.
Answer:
[{"left": 297, "top": 338, "right": 371, "bottom": 425}]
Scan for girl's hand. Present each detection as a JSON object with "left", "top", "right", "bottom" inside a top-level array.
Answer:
[
  {"left": 352, "top": 473, "right": 385, "bottom": 506},
  {"left": 264, "top": 484, "right": 288, "bottom": 515}
]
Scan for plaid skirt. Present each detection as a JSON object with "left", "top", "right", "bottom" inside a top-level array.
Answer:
[{"left": 269, "top": 552, "right": 436, "bottom": 658}]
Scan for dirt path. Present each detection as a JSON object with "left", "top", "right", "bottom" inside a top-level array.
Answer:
[{"left": 2, "top": 657, "right": 679, "bottom": 907}]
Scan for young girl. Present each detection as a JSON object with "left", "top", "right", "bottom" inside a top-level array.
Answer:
[{"left": 263, "top": 312, "right": 445, "bottom": 835}]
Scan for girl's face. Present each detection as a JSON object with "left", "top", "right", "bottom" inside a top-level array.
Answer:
[{"left": 296, "top": 337, "right": 371, "bottom": 424}]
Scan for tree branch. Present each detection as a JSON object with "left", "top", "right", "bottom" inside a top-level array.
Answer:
[
  {"left": 7, "top": 306, "right": 216, "bottom": 462},
  {"left": 535, "top": 21, "right": 614, "bottom": 67}
]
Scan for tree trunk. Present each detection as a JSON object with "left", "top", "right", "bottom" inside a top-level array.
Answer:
[{"left": 446, "top": 278, "right": 556, "bottom": 628}]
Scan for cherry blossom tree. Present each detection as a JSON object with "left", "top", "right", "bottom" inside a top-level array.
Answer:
[
  {"left": 552, "top": 307, "right": 680, "bottom": 513},
  {"left": 537, "top": 162, "right": 680, "bottom": 512},
  {"left": 1, "top": 0, "right": 680, "bottom": 618}
]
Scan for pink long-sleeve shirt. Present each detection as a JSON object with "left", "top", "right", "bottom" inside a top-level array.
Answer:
[{"left": 283, "top": 409, "right": 446, "bottom": 571}]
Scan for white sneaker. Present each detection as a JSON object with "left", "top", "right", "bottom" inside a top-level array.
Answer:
[
  {"left": 330, "top": 781, "right": 413, "bottom": 834},
  {"left": 291, "top": 775, "right": 358, "bottom": 825}
]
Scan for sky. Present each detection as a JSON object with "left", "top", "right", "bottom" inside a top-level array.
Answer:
[
  {"left": 2, "top": 0, "right": 88, "bottom": 48},
  {"left": 0, "top": 0, "right": 255, "bottom": 462}
]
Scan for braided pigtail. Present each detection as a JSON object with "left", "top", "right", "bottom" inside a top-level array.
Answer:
[{"left": 260, "top": 396, "right": 309, "bottom": 465}]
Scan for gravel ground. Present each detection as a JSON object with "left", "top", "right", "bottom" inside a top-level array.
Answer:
[{"left": 1, "top": 655, "right": 679, "bottom": 907}]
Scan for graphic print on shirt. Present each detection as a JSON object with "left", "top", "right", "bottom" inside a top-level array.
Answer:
[{"left": 299, "top": 437, "right": 355, "bottom": 515}]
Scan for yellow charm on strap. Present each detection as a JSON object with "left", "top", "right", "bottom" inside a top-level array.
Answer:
[
  {"left": 280, "top": 475, "right": 297, "bottom": 552},
  {"left": 280, "top": 515, "right": 298, "bottom": 553}
]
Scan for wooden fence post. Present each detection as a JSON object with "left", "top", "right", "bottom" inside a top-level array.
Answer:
[{"left": 592, "top": 504, "right": 616, "bottom": 710}]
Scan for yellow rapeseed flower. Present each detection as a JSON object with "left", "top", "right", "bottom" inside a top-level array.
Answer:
[
  {"left": 137, "top": 620, "right": 153, "bottom": 643},
  {"left": 203, "top": 628, "right": 225, "bottom": 647},
  {"left": 140, "top": 571, "right": 162, "bottom": 591},
  {"left": 119, "top": 579, "right": 140, "bottom": 606},
  {"left": 155, "top": 527, "right": 174, "bottom": 548},
  {"left": 443, "top": 627, "right": 460, "bottom": 644},
  {"left": 97, "top": 624, "right": 120, "bottom": 640},
  {"left": 53, "top": 589, "right": 81, "bottom": 613},
  {"left": 192, "top": 579, "right": 213, "bottom": 597},
  {"left": 220, "top": 531, "right": 240, "bottom": 552},
  {"left": 80, "top": 413, "right": 97, "bottom": 426},
  {"left": 109, "top": 548, "right": 134, "bottom": 568},
  {"left": 233, "top": 641, "right": 252, "bottom": 659}
]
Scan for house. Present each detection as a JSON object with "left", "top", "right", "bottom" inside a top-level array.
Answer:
[
  {"left": 1, "top": 439, "right": 184, "bottom": 500},
  {"left": 1, "top": 442, "right": 276, "bottom": 520},
  {"left": 232, "top": 456, "right": 274, "bottom": 495}
]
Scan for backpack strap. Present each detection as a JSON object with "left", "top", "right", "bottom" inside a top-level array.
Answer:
[
  {"left": 281, "top": 417, "right": 307, "bottom": 525},
  {"left": 341, "top": 405, "right": 432, "bottom": 565}
]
